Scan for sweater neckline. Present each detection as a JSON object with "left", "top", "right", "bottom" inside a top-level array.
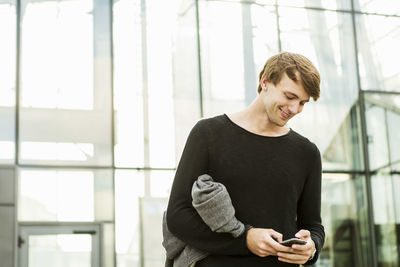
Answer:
[{"left": 223, "top": 114, "right": 293, "bottom": 139}]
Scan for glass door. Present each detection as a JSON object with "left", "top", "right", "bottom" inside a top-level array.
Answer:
[{"left": 19, "top": 224, "right": 100, "bottom": 267}]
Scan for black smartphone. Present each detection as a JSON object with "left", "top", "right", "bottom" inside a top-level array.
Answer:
[{"left": 279, "top": 238, "right": 307, "bottom": 247}]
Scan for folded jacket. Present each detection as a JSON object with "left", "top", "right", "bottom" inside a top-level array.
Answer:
[
  {"left": 162, "top": 174, "right": 244, "bottom": 267},
  {"left": 192, "top": 174, "right": 244, "bottom": 237}
]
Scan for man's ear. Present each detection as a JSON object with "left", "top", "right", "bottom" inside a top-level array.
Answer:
[{"left": 260, "top": 75, "right": 268, "bottom": 91}]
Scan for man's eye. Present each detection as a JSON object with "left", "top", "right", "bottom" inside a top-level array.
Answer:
[{"left": 286, "top": 95, "right": 294, "bottom": 100}]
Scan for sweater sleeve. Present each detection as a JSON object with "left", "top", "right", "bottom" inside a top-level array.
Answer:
[
  {"left": 297, "top": 145, "right": 325, "bottom": 265},
  {"left": 166, "top": 120, "right": 250, "bottom": 255}
]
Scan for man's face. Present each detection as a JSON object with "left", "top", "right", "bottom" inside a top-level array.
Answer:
[{"left": 261, "top": 72, "right": 310, "bottom": 127}]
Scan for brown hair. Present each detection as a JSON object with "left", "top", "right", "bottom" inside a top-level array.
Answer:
[{"left": 257, "top": 52, "right": 320, "bottom": 101}]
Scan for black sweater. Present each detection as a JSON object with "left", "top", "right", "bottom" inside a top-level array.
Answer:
[{"left": 166, "top": 114, "right": 325, "bottom": 266}]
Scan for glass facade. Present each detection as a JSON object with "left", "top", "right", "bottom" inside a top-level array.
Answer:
[{"left": 0, "top": 0, "right": 399, "bottom": 267}]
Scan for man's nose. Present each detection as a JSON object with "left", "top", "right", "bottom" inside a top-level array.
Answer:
[{"left": 288, "top": 103, "right": 301, "bottom": 114}]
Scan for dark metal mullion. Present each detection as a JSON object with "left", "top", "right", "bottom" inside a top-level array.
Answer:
[
  {"left": 15, "top": 1, "right": 22, "bottom": 267},
  {"left": 195, "top": 0, "right": 204, "bottom": 117},
  {"left": 351, "top": 0, "right": 378, "bottom": 266},
  {"left": 322, "top": 170, "right": 375, "bottom": 175},
  {"left": 363, "top": 90, "right": 400, "bottom": 95},
  {"left": 15, "top": 0, "right": 21, "bottom": 166},
  {"left": 13, "top": 163, "right": 176, "bottom": 171}
]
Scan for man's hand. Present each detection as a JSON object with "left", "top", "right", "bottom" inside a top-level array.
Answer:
[
  {"left": 277, "top": 229, "right": 316, "bottom": 264},
  {"left": 246, "top": 228, "right": 292, "bottom": 257}
]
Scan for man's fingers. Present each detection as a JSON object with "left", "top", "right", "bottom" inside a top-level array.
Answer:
[
  {"left": 292, "top": 242, "right": 311, "bottom": 251},
  {"left": 269, "top": 230, "right": 283, "bottom": 243},
  {"left": 267, "top": 239, "right": 292, "bottom": 252},
  {"left": 277, "top": 252, "right": 309, "bottom": 264},
  {"left": 253, "top": 242, "right": 277, "bottom": 257},
  {"left": 295, "top": 229, "right": 310, "bottom": 239}
]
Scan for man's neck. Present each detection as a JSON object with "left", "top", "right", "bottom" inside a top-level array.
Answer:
[{"left": 228, "top": 98, "right": 290, "bottom": 137}]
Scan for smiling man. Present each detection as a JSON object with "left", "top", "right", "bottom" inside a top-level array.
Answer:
[{"left": 166, "top": 52, "right": 325, "bottom": 267}]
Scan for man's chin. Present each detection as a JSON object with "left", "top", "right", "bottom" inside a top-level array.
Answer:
[{"left": 272, "top": 120, "right": 287, "bottom": 127}]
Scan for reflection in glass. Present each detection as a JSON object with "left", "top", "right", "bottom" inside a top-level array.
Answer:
[
  {"left": 0, "top": 0, "right": 16, "bottom": 163},
  {"left": 320, "top": 174, "right": 372, "bottom": 266},
  {"left": 280, "top": 8, "right": 358, "bottom": 158},
  {"left": 29, "top": 235, "right": 91, "bottom": 267},
  {"left": 365, "top": 91, "right": 400, "bottom": 266},
  {"left": 323, "top": 104, "right": 363, "bottom": 171},
  {"left": 365, "top": 103, "right": 389, "bottom": 171},
  {"left": 356, "top": 14, "right": 400, "bottom": 92},
  {"left": 364, "top": 93, "right": 400, "bottom": 166}
]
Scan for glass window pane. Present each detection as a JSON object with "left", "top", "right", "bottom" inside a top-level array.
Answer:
[
  {"left": 365, "top": 93, "right": 400, "bottom": 166},
  {"left": 355, "top": 0, "right": 400, "bottom": 16},
  {"left": 250, "top": 4, "right": 280, "bottom": 89},
  {"left": 113, "top": 0, "right": 181, "bottom": 168},
  {"left": 19, "top": 0, "right": 112, "bottom": 166},
  {"left": 146, "top": 0, "right": 180, "bottom": 168},
  {"left": 18, "top": 168, "right": 113, "bottom": 222},
  {"left": 364, "top": 100, "right": 389, "bottom": 171},
  {"left": 115, "top": 169, "right": 172, "bottom": 267},
  {"left": 172, "top": 0, "right": 202, "bottom": 164},
  {"left": 113, "top": 0, "right": 145, "bottom": 168},
  {"left": 322, "top": 104, "right": 364, "bottom": 171},
  {"left": 280, "top": 8, "right": 359, "bottom": 157},
  {"left": 199, "top": 1, "right": 254, "bottom": 116},
  {"left": 199, "top": 1, "right": 279, "bottom": 113},
  {"left": 320, "top": 174, "right": 372, "bottom": 266},
  {"left": 149, "top": 170, "right": 174, "bottom": 197},
  {"left": 0, "top": 0, "right": 16, "bottom": 164},
  {"left": 115, "top": 170, "right": 144, "bottom": 267},
  {"left": 387, "top": 110, "right": 400, "bottom": 164},
  {"left": 29, "top": 235, "right": 91, "bottom": 267},
  {"left": 371, "top": 172, "right": 400, "bottom": 266},
  {"left": 356, "top": 14, "right": 400, "bottom": 92}
]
